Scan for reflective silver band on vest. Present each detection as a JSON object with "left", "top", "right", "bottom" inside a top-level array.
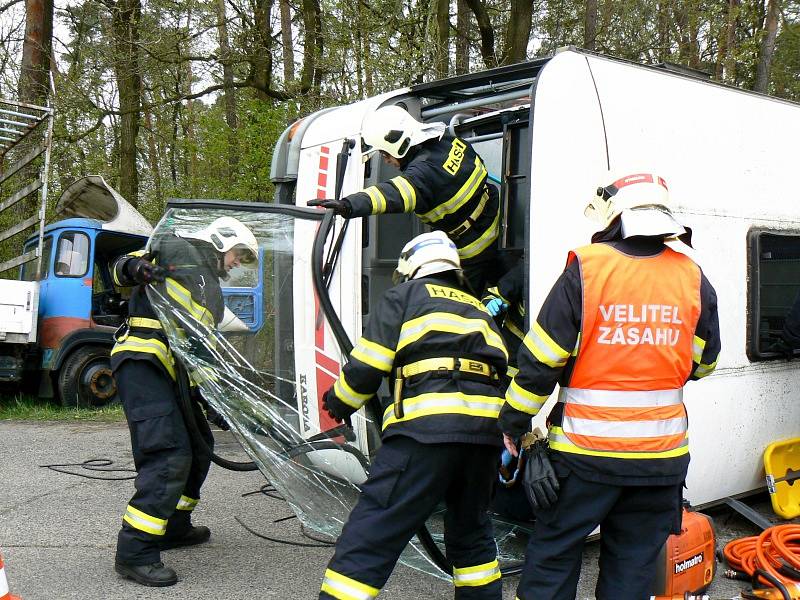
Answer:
[
  {"left": 561, "top": 414, "right": 688, "bottom": 438},
  {"left": 558, "top": 387, "right": 683, "bottom": 407}
]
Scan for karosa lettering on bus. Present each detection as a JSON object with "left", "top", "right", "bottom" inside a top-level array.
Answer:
[{"left": 595, "top": 304, "right": 682, "bottom": 347}]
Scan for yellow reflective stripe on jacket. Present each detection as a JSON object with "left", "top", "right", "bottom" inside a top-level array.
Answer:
[
  {"left": 391, "top": 176, "right": 416, "bottom": 212},
  {"left": 507, "top": 365, "right": 519, "bottom": 378},
  {"left": 111, "top": 336, "right": 176, "bottom": 380},
  {"left": 505, "top": 317, "right": 525, "bottom": 342},
  {"left": 165, "top": 278, "right": 214, "bottom": 326},
  {"left": 483, "top": 286, "right": 510, "bottom": 306},
  {"left": 189, "top": 365, "right": 219, "bottom": 385},
  {"left": 457, "top": 203, "right": 499, "bottom": 261},
  {"left": 382, "top": 392, "right": 504, "bottom": 430},
  {"left": 176, "top": 495, "right": 199, "bottom": 511},
  {"left": 420, "top": 157, "right": 487, "bottom": 222},
  {"left": 364, "top": 186, "right": 388, "bottom": 214},
  {"left": 505, "top": 378, "right": 548, "bottom": 415},
  {"left": 523, "top": 321, "right": 570, "bottom": 368},
  {"left": 333, "top": 373, "right": 372, "bottom": 409},
  {"left": 128, "top": 317, "right": 162, "bottom": 329},
  {"left": 453, "top": 558, "right": 501, "bottom": 587},
  {"left": 351, "top": 338, "right": 395, "bottom": 372},
  {"left": 692, "top": 335, "right": 706, "bottom": 364},
  {"left": 123, "top": 504, "right": 167, "bottom": 536},
  {"left": 397, "top": 312, "right": 507, "bottom": 359},
  {"left": 320, "top": 568, "right": 379, "bottom": 600},
  {"left": 693, "top": 359, "right": 717, "bottom": 379},
  {"left": 547, "top": 426, "right": 690, "bottom": 459}
]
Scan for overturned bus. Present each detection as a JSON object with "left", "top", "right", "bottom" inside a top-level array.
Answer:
[{"left": 149, "top": 48, "right": 800, "bottom": 577}]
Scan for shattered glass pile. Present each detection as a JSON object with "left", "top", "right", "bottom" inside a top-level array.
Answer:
[{"left": 145, "top": 204, "right": 529, "bottom": 580}]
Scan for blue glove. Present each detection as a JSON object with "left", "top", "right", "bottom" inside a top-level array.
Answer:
[{"left": 485, "top": 298, "right": 508, "bottom": 317}]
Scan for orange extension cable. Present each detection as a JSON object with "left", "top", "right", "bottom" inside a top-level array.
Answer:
[{"left": 724, "top": 524, "right": 800, "bottom": 592}]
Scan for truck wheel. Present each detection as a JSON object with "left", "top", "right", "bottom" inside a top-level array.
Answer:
[{"left": 57, "top": 345, "right": 118, "bottom": 408}]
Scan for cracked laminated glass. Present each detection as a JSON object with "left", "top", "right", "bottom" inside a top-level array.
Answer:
[{"left": 146, "top": 204, "right": 529, "bottom": 580}]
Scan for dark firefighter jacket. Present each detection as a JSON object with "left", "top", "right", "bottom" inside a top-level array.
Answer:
[
  {"left": 110, "top": 234, "right": 225, "bottom": 380},
  {"left": 482, "top": 261, "right": 525, "bottom": 376},
  {"left": 498, "top": 237, "right": 721, "bottom": 486},
  {"left": 326, "top": 272, "right": 508, "bottom": 446},
  {"left": 344, "top": 135, "right": 499, "bottom": 263}
]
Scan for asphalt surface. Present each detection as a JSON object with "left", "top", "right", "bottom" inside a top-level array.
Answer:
[{"left": 0, "top": 419, "right": 777, "bottom": 599}]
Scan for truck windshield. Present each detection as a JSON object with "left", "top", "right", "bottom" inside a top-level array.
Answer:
[{"left": 20, "top": 236, "right": 52, "bottom": 281}]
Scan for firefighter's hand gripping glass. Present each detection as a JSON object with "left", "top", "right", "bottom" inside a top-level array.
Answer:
[
  {"left": 322, "top": 388, "right": 354, "bottom": 423},
  {"left": 127, "top": 254, "right": 166, "bottom": 284},
  {"left": 522, "top": 432, "right": 560, "bottom": 511},
  {"left": 307, "top": 198, "right": 352, "bottom": 218}
]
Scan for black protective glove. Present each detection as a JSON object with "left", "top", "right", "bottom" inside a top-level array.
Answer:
[
  {"left": 126, "top": 253, "right": 166, "bottom": 284},
  {"left": 522, "top": 432, "right": 560, "bottom": 511},
  {"left": 322, "top": 388, "right": 356, "bottom": 424},
  {"left": 205, "top": 404, "right": 231, "bottom": 431},
  {"left": 307, "top": 198, "right": 352, "bottom": 218},
  {"left": 768, "top": 337, "right": 795, "bottom": 361}
]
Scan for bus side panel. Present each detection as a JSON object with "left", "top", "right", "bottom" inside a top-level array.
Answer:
[
  {"left": 528, "top": 52, "right": 610, "bottom": 319},
  {"left": 585, "top": 55, "right": 800, "bottom": 504},
  {"left": 294, "top": 142, "right": 368, "bottom": 454}
]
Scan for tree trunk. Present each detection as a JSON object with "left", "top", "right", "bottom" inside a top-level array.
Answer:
[
  {"left": 111, "top": 0, "right": 141, "bottom": 207},
  {"left": 464, "top": 0, "right": 496, "bottom": 68},
  {"left": 715, "top": 0, "right": 737, "bottom": 80},
  {"left": 584, "top": 0, "right": 598, "bottom": 52},
  {"left": 656, "top": 1, "right": 670, "bottom": 62},
  {"left": 143, "top": 105, "right": 161, "bottom": 205},
  {"left": 279, "top": 0, "right": 295, "bottom": 86},
  {"left": 300, "top": 0, "right": 322, "bottom": 94},
  {"left": 503, "top": 0, "right": 533, "bottom": 64},
  {"left": 755, "top": 0, "right": 781, "bottom": 93},
  {"left": 723, "top": 0, "right": 740, "bottom": 81},
  {"left": 18, "top": 0, "right": 53, "bottom": 104},
  {"left": 455, "top": 0, "right": 469, "bottom": 75},
  {"left": 252, "top": 0, "right": 274, "bottom": 99},
  {"left": 216, "top": 0, "right": 238, "bottom": 175},
  {"left": 434, "top": 0, "right": 449, "bottom": 79}
]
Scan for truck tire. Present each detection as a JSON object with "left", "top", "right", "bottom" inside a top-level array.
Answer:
[{"left": 57, "top": 345, "right": 118, "bottom": 408}]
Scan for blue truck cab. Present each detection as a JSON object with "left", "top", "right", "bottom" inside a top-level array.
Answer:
[
  {"left": 19, "top": 216, "right": 147, "bottom": 405},
  {"left": 7, "top": 177, "right": 264, "bottom": 407}
]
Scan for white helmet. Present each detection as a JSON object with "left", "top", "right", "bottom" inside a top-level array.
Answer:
[
  {"left": 584, "top": 172, "right": 686, "bottom": 238},
  {"left": 361, "top": 105, "right": 446, "bottom": 162},
  {"left": 393, "top": 231, "right": 461, "bottom": 284},
  {"left": 180, "top": 216, "right": 258, "bottom": 264}
]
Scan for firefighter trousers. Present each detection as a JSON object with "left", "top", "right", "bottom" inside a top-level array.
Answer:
[
  {"left": 114, "top": 360, "right": 214, "bottom": 565},
  {"left": 320, "top": 436, "right": 502, "bottom": 600},
  {"left": 515, "top": 470, "right": 682, "bottom": 600}
]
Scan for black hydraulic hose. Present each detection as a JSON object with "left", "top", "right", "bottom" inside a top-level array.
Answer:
[
  {"left": 175, "top": 361, "right": 259, "bottom": 471},
  {"left": 753, "top": 568, "right": 792, "bottom": 600}
]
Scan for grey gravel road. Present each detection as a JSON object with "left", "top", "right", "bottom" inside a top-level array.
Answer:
[{"left": 0, "top": 420, "right": 768, "bottom": 599}]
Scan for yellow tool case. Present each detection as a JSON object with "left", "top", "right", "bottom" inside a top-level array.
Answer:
[{"left": 765, "top": 437, "right": 800, "bottom": 519}]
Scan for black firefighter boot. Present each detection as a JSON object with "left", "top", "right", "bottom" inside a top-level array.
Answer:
[
  {"left": 160, "top": 512, "right": 211, "bottom": 550},
  {"left": 114, "top": 561, "right": 178, "bottom": 587},
  {"left": 159, "top": 525, "right": 211, "bottom": 550}
]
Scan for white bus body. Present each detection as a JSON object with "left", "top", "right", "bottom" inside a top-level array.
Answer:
[{"left": 270, "top": 48, "right": 800, "bottom": 506}]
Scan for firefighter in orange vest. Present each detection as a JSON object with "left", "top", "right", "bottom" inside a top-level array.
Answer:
[{"left": 499, "top": 172, "right": 721, "bottom": 600}]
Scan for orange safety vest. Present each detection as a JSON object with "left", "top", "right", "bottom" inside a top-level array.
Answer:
[{"left": 553, "top": 243, "right": 701, "bottom": 458}]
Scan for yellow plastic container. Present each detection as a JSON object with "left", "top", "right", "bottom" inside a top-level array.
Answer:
[{"left": 764, "top": 437, "right": 800, "bottom": 519}]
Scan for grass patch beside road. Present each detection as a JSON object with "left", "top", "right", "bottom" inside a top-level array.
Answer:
[{"left": 0, "top": 394, "right": 124, "bottom": 422}]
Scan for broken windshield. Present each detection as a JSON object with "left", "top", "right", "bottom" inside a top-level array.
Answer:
[{"left": 145, "top": 201, "right": 528, "bottom": 580}]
